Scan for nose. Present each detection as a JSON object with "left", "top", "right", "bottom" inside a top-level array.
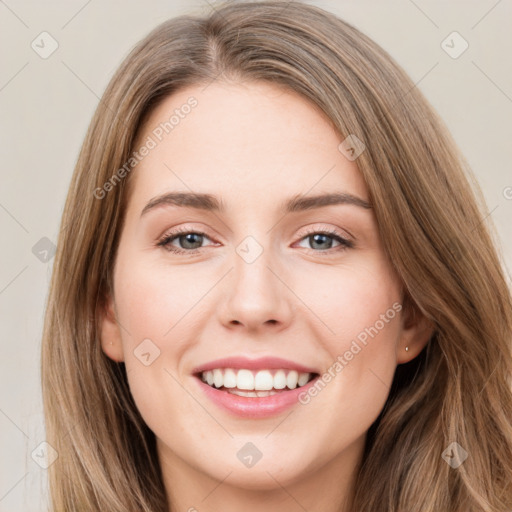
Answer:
[{"left": 216, "top": 247, "right": 294, "bottom": 333}]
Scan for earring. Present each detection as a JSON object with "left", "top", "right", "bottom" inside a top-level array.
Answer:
[{"left": 405, "top": 346, "right": 409, "bottom": 352}]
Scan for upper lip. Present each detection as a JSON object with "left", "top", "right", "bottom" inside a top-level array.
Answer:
[{"left": 192, "top": 356, "right": 320, "bottom": 375}]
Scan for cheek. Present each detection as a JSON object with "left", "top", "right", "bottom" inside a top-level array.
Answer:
[
  {"left": 291, "top": 263, "right": 403, "bottom": 449},
  {"left": 295, "top": 257, "right": 402, "bottom": 392},
  {"left": 296, "top": 257, "right": 401, "bottom": 343},
  {"left": 114, "top": 254, "right": 205, "bottom": 347},
  {"left": 112, "top": 256, "right": 193, "bottom": 410},
  {"left": 113, "top": 261, "right": 194, "bottom": 440}
]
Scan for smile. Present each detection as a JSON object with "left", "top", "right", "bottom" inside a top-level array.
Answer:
[
  {"left": 199, "top": 368, "right": 316, "bottom": 397},
  {"left": 192, "top": 356, "right": 321, "bottom": 418}
]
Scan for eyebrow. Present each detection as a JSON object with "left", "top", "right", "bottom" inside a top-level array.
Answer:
[{"left": 140, "top": 191, "right": 372, "bottom": 217}]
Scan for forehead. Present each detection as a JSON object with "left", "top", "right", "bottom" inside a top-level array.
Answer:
[{"left": 129, "top": 80, "right": 368, "bottom": 210}]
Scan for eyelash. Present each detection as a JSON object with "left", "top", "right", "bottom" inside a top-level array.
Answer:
[{"left": 157, "top": 226, "right": 354, "bottom": 256}]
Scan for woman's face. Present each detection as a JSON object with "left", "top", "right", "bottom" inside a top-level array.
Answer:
[{"left": 101, "top": 81, "right": 428, "bottom": 496}]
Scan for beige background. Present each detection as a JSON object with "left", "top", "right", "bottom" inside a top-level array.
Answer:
[{"left": 0, "top": 1, "right": 511, "bottom": 510}]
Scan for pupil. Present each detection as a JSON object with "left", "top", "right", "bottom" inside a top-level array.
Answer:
[
  {"left": 311, "top": 234, "right": 331, "bottom": 250},
  {"left": 181, "top": 233, "right": 202, "bottom": 249}
]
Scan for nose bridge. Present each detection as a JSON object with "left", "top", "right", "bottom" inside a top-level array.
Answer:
[
  {"left": 218, "top": 233, "right": 293, "bottom": 330},
  {"left": 233, "top": 235, "right": 280, "bottom": 307}
]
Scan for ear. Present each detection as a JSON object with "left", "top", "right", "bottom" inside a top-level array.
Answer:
[
  {"left": 396, "top": 297, "right": 435, "bottom": 365},
  {"left": 99, "top": 294, "right": 125, "bottom": 362}
]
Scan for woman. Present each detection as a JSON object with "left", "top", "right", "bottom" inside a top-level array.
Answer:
[{"left": 41, "top": 1, "right": 512, "bottom": 510}]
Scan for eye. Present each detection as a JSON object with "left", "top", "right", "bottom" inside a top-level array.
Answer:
[
  {"left": 157, "top": 226, "right": 354, "bottom": 256},
  {"left": 295, "top": 228, "right": 353, "bottom": 254},
  {"left": 157, "top": 227, "right": 216, "bottom": 254}
]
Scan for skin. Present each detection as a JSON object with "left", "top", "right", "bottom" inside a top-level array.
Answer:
[{"left": 100, "top": 80, "right": 433, "bottom": 512}]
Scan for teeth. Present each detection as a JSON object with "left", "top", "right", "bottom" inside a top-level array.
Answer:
[
  {"left": 237, "top": 369, "right": 254, "bottom": 390},
  {"left": 254, "top": 370, "right": 273, "bottom": 390},
  {"left": 273, "top": 370, "right": 287, "bottom": 389},
  {"left": 231, "top": 389, "right": 279, "bottom": 397},
  {"left": 230, "top": 390, "right": 258, "bottom": 397},
  {"left": 213, "top": 369, "right": 223, "bottom": 389},
  {"left": 287, "top": 370, "right": 298, "bottom": 389},
  {"left": 223, "top": 369, "right": 237, "bottom": 388},
  {"left": 298, "top": 372, "right": 310, "bottom": 387},
  {"left": 200, "top": 368, "right": 314, "bottom": 391}
]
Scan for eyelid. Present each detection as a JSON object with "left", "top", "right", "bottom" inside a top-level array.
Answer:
[
  {"left": 296, "top": 223, "right": 353, "bottom": 240},
  {"left": 157, "top": 223, "right": 351, "bottom": 242},
  {"left": 158, "top": 223, "right": 217, "bottom": 242}
]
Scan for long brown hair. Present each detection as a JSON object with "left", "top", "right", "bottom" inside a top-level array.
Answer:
[{"left": 41, "top": 1, "right": 512, "bottom": 510}]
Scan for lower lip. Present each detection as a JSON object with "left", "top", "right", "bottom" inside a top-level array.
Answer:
[{"left": 194, "top": 375, "right": 320, "bottom": 419}]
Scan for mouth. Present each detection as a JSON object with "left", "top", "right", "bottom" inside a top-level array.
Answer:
[
  {"left": 195, "top": 368, "right": 319, "bottom": 397},
  {"left": 191, "top": 356, "right": 321, "bottom": 418}
]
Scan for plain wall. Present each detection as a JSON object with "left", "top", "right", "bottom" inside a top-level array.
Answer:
[{"left": 1, "top": 1, "right": 511, "bottom": 510}]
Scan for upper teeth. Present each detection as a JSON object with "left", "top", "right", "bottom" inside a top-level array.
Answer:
[{"left": 201, "top": 369, "right": 313, "bottom": 390}]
